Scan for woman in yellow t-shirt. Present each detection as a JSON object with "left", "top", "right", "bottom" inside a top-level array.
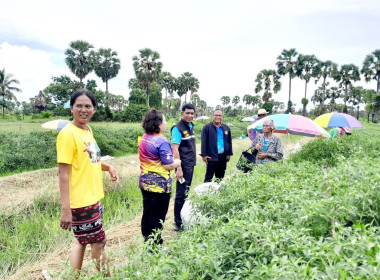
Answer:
[{"left": 57, "top": 89, "right": 119, "bottom": 278}]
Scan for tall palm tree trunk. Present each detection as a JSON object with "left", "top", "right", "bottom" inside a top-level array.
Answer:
[
  {"left": 287, "top": 73, "right": 292, "bottom": 113},
  {"left": 106, "top": 80, "right": 109, "bottom": 101},
  {"left": 343, "top": 85, "right": 348, "bottom": 113},
  {"left": 146, "top": 87, "right": 150, "bottom": 107},
  {"left": 2, "top": 95, "right": 5, "bottom": 119},
  {"left": 303, "top": 81, "right": 308, "bottom": 116}
]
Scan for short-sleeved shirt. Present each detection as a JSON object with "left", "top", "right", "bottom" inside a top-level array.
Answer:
[
  {"left": 171, "top": 123, "right": 193, "bottom": 145},
  {"left": 139, "top": 133, "right": 174, "bottom": 193},
  {"left": 57, "top": 123, "right": 104, "bottom": 209},
  {"left": 216, "top": 126, "right": 224, "bottom": 154}
]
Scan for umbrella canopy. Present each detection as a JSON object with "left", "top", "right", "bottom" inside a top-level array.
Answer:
[
  {"left": 314, "top": 112, "right": 363, "bottom": 128},
  {"left": 241, "top": 116, "right": 255, "bottom": 122},
  {"left": 63, "top": 100, "right": 70, "bottom": 109},
  {"left": 195, "top": 116, "right": 210, "bottom": 121},
  {"left": 42, "top": 119, "right": 70, "bottom": 131},
  {"left": 248, "top": 114, "right": 330, "bottom": 138}
]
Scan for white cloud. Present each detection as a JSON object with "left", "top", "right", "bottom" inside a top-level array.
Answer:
[{"left": 0, "top": 0, "right": 379, "bottom": 110}]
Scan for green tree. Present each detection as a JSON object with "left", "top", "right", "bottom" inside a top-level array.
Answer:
[
  {"left": 129, "top": 88, "right": 147, "bottom": 105},
  {"left": 65, "top": 40, "right": 95, "bottom": 86},
  {"left": 361, "top": 49, "right": 380, "bottom": 123},
  {"left": 159, "top": 72, "right": 174, "bottom": 104},
  {"left": 363, "top": 89, "right": 379, "bottom": 122},
  {"left": 311, "top": 87, "right": 327, "bottom": 106},
  {"left": 349, "top": 86, "right": 364, "bottom": 119},
  {"left": 326, "top": 86, "right": 341, "bottom": 111},
  {"left": 148, "top": 82, "right": 163, "bottom": 109},
  {"left": 255, "top": 69, "right": 281, "bottom": 103},
  {"left": 221, "top": 96, "right": 231, "bottom": 107},
  {"left": 334, "top": 64, "right": 360, "bottom": 113},
  {"left": 276, "top": 48, "right": 298, "bottom": 113},
  {"left": 128, "top": 78, "right": 143, "bottom": 90},
  {"left": 0, "top": 69, "right": 21, "bottom": 118},
  {"left": 132, "top": 48, "right": 162, "bottom": 107},
  {"left": 296, "top": 54, "right": 320, "bottom": 115},
  {"left": 243, "top": 94, "right": 252, "bottom": 110},
  {"left": 44, "top": 75, "right": 80, "bottom": 105},
  {"left": 315, "top": 60, "right": 338, "bottom": 103},
  {"left": 94, "top": 48, "right": 120, "bottom": 101},
  {"left": 232, "top": 96, "right": 240, "bottom": 108}
]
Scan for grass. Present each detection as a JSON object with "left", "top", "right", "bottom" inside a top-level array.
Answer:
[{"left": 0, "top": 118, "right": 331, "bottom": 278}]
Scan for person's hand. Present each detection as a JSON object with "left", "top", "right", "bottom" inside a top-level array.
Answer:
[
  {"left": 255, "top": 144, "right": 261, "bottom": 151},
  {"left": 108, "top": 166, "right": 119, "bottom": 182},
  {"left": 202, "top": 156, "right": 211, "bottom": 164},
  {"left": 60, "top": 208, "right": 72, "bottom": 231},
  {"left": 176, "top": 168, "right": 183, "bottom": 181},
  {"left": 226, "top": 155, "right": 231, "bottom": 162},
  {"left": 257, "top": 152, "right": 268, "bottom": 159}
]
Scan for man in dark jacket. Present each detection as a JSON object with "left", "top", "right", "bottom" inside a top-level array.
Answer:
[
  {"left": 200, "top": 109, "right": 233, "bottom": 182},
  {"left": 171, "top": 104, "right": 196, "bottom": 231}
]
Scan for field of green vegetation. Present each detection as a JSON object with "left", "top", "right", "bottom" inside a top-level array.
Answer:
[
  {"left": 1, "top": 120, "right": 379, "bottom": 279},
  {"left": 78, "top": 123, "right": 378, "bottom": 279},
  {"left": 0, "top": 118, "right": 249, "bottom": 176}
]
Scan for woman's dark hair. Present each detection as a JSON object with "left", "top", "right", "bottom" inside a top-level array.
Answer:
[
  {"left": 70, "top": 89, "right": 97, "bottom": 107},
  {"left": 142, "top": 108, "right": 163, "bottom": 134}
]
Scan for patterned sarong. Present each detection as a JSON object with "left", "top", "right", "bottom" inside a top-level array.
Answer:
[{"left": 71, "top": 202, "right": 105, "bottom": 245}]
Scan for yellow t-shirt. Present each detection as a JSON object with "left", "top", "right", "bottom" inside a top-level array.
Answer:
[{"left": 57, "top": 123, "right": 104, "bottom": 208}]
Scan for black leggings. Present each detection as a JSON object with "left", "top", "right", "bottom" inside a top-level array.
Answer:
[{"left": 141, "top": 189, "right": 171, "bottom": 245}]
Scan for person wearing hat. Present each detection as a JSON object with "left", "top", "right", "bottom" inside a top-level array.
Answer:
[{"left": 247, "top": 108, "right": 268, "bottom": 147}]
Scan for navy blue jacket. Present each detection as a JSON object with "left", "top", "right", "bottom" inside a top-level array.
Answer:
[{"left": 201, "top": 123, "right": 233, "bottom": 161}]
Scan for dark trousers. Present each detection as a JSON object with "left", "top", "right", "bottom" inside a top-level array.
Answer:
[
  {"left": 174, "top": 166, "right": 194, "bottom": 227},
  {"left": 141, "top": 189, "right": 171, "bottom": 245},
  {"left": 204, "top": 154, "right": 227, "bottom": 183}
]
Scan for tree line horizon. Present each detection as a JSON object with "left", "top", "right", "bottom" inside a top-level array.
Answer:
[{"left": 1, "top": 41, "right": 379, "bottom": 122}]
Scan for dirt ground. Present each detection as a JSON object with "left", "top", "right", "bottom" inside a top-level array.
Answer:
[{"left": 2, "top": 137, "right": 312, "bottom": 279}]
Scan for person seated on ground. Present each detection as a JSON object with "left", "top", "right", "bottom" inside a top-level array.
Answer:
[
  {"left": 247, "top": 108, "right": 268, "bottom": 147},
  {"left": 329, "top": 127, "right": 352, "bottom": 139},
  {"left": 252, "top": 119, "right": 283, "bottom": 165}
]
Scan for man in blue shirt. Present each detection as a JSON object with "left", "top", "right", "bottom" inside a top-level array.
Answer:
[
  {"left": 200, "top": 109, "right": 233, "bottom": 183},
  {"left": 171, "top": 104, "right": 196, "bottom": 231}
]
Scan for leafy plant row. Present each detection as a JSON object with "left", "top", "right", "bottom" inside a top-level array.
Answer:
[
  {"left": 106, "top": 124, "right": 380, "bottom": 279},
  {"left": 0, "top": 125, "right": 143, "bottom": 176}
]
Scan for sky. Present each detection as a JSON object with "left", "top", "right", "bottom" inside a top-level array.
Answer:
[{"left": 1, "top": 0, "right": 380, "bottom": 110}]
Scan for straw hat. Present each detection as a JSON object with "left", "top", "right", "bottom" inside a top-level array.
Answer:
[{"left": 257, "top": 109, "right": 268, "bottom": 115}]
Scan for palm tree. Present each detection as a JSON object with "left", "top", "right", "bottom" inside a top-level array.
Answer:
[
  {"left": 175, "top": 76, "right": 187, "bottom": 105},
  {"left": 0, "top": 69, "right": 21, "bottom": 118},
  {"left": 334, "top": 64, "right": 360, "bottom": 113},
  {"left": 315, "top": 60, "right": 338, "bottom": 100},
  {"left": 159, "top": 72, "right": 174, "bottom": 104},
  {"left": 232, "top": 96, "right": 240, "bottom": 108},
  {"left": 188, "top": 76, "right": 200, "bottom": 101},
  {"left": 296, "top": 54, "right": 320, "bottom": 115},
  {"left": 243, "top": 94, "right": 252, "bottom": 110},
  {"left": 94, "top": 48, "right": 120, "bottom": 101},
  {"left": 65, "top": 40, "right": 95, "bottom": 86},
  {"left": 276, "top": 48, "right": 298, "bottom": 113},
  {"left": 326, "top": 86, "right": 341, "bottom": 112},
  {"left": 255, "top": 69, "right": 281, "bottom": 103},
  {"left": 311, "top": 87, "right": 327, "bottom": 106},
  {"left": 349, "top": 86, "right": 364, "bottom": 119},
  {"left": 361, "top": 49, "right": 380, "bottom": 123},
  {"left": 132, "top": 48, "right": 162, "bottom": 107},
  {"left": 220, "top": 96, "right": 231, "bottom": 107}
]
